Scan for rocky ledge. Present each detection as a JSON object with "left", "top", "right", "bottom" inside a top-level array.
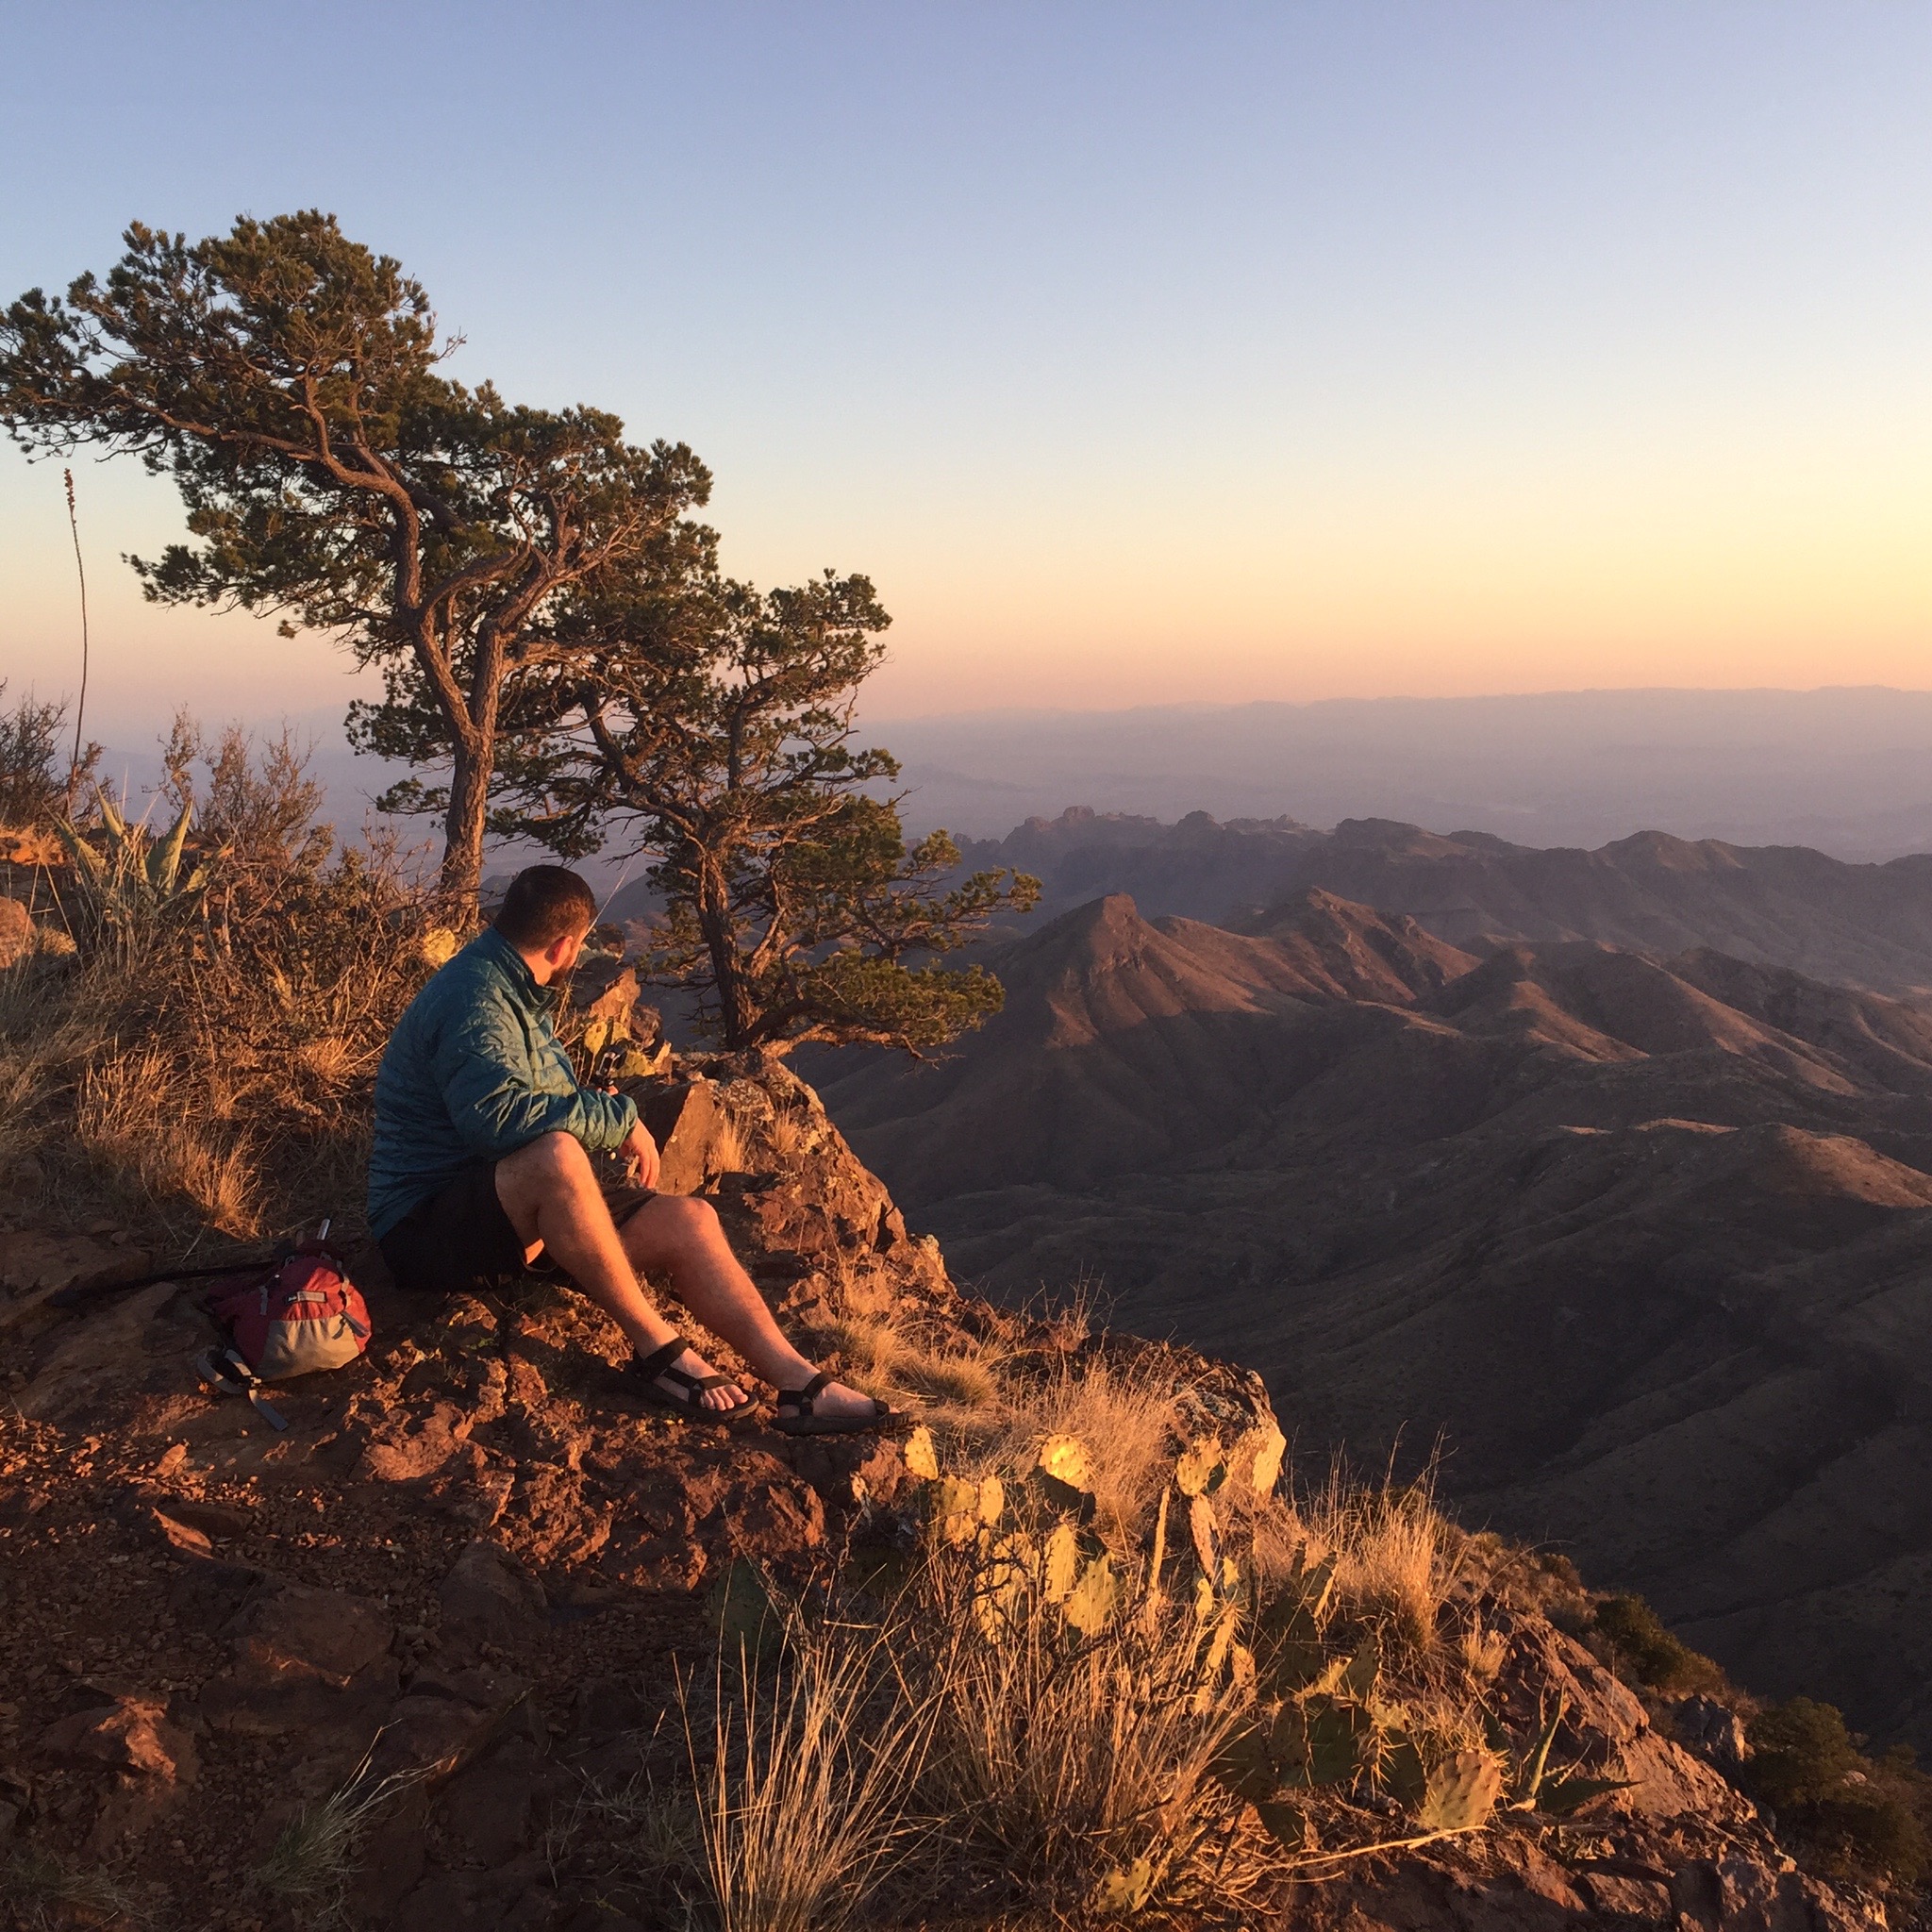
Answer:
[{"left": 0, "top": 1061, "right": 1893, "bottom": 1930}]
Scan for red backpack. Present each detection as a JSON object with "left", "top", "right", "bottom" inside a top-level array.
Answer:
[{"left": 199, "top": 1235, "right": 371, "bottom": 1429}]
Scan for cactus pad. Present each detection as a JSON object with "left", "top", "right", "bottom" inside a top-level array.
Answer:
[{"left": 1418, "top": 1751, "right": 1504, "bottom": 1832}]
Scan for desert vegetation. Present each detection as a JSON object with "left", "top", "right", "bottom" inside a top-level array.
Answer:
[{"left": 0, "top": 698, "right": 441, "bottom": 1244}]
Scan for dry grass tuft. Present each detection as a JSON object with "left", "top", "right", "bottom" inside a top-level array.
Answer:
[
  {"left": 683, "top": 1596, "right": 935, "bottom": 1932},
  {"left": 964, "top": 1352, "right": 1179, "bottom": 1540},
  {"left": 568, "top": 1766, "right": 705, "bottom": 1892},
  {"left": 1304, "top": 1464, "right": 1452, "bottom": 1657},
  {"left": 707, "top": 1113, "right": 749, "bottom": 1179},
  {"left": 909, "top": 1550, "right": 1262, "bottom": 1916},
  {"left": 762, "top": 1105, "right": 812, "bottom": 1164},
  {"left": 821, "top": 1311, "right": 1006, "bottom": 1415},
  {"left": 1, "top": 1845, "right": 150, "bottom": 1929},
  {"left": 253, "top": 1751, "right": 427, "bottom": 1920},
  {"left": 76, "top": 1046, "right": 262, "bottom": 1234}
]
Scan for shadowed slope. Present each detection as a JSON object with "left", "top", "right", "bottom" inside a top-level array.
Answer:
[
  {"left": 819, "top": 889, "right": 1932, "bottom": 1748},
  {"left": 820, "top": 891, "right": 1480, "bottom": 1200}
]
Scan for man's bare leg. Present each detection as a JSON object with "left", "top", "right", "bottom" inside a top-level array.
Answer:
[
  {"left": 493, "top": 1132, "right": 878, "bottom": 1419},
  {"left": 493, "top": 1132, "right": 747, "bottom": 1411},
  {"left": 617, "top": 1193, "right": 882, "bottom": 1423}
]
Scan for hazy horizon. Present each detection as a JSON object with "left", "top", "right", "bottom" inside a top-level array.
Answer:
[
  {"left": 43, "top": 684, "right": 1932, "bottom": 876},
  {"left": 4, "top": 3, "right": 1927, "bottom": 728}
]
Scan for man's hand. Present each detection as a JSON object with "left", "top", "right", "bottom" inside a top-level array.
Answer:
[{"left": 623, "top": 1120, "right": 662, "bottom": 1190}]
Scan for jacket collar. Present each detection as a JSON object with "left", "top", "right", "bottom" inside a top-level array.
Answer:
[{"left": 473, "top": 925, "right": 558, "bottom": 1008}]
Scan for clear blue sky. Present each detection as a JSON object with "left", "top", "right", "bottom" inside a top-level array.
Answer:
[{"left": 2, "top": 1, "right": 1926, "bottom": 737}]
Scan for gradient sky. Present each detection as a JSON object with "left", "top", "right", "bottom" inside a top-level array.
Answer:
[{"left": 1, "top": 1, "right": 1926, "bottom": 740}]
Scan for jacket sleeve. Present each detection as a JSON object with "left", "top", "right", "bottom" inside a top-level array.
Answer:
[{"left": 433, "top": 992, "right": 639, "bottom": 1159}]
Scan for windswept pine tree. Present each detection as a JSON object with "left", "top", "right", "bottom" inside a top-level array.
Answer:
[
  {"left": 491, "top": 566, "right": 1040, "bottom": 1055},
  {"left": 0, "top": 212, "right": 712, "bottom": 908}
]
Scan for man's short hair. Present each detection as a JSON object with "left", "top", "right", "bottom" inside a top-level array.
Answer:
[{"left": 494, "top": 865, "right": 598, "bottom": 949}]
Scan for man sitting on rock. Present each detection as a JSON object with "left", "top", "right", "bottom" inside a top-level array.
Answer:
[{"left": 368, "top": 864, "right": 891, "bottom": 1435}]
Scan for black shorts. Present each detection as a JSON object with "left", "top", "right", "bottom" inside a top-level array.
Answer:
[{"left": 377, "top": 1161, "right": 657, "bottom": 1300}]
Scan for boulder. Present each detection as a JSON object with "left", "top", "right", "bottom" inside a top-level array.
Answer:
[
  {"left": 1675, "top": 1694, "right": 1753, "bottom": 1772},
  {"left": 37, "top": 1696, "right": 198, "bottom": 1784},
  {"left": 368, "top": 1692, "right": 503, "bottom": 1779},
  {"left": 0, "top": 1231, "right": 151, "bottom": 1330},
  {"left": 637, "top": 1078, "right": 732, "bottom": 1194},
  {"left": 439, "top": 1539, "right": 547, "bottom": 1649},
  {"left": 356, "top": 1398, "right": 471, "bottom": 1482},
  {"left": 438, "top": 1737, "right": 549, "bottom": 1860},
  {"left": 717, "top": 1467, "right": 826, "bottom": 1558},
  {"left": 200, "top": 1579, "right": 396, "bottom": 1737},
  {"left": 0, "top": 895, "right": 30, "bottom": 968}
]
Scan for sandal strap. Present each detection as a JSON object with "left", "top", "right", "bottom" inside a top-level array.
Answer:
[
  {"left": 660, "top": 1368, "right": 734, "bottom": 1393},
  {"left": 777, "top": 1370, "right": 834, "bottom": 1413},
  {"left": 632, "top": 1336, "right": 691, "bottom": 1383}
]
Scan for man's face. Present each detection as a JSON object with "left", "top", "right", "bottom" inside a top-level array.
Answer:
[
  {"left": 540, "top": 919, "right": 592, "bottom": 983},
  {"left": 553, "top": 922, "right": 591, "bottom": 976}
]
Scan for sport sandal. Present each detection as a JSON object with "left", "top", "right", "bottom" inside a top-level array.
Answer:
[
  {"left": 772, "top": 1371, "right": 900, "bottom": 1438},
  {"left": 625, "top": 1336, "right": 754, "bottom": 1424}
]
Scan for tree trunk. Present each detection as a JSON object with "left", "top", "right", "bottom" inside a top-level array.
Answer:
[
  {"left": 697, "top": 858, "right": 750, "bottom": 1050},
  {"left": 441, "top": 738, "right": 490, "bottom": 915}
]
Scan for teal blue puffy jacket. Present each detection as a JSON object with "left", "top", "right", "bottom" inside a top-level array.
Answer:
[{"left": 367, "top": 926, "right": 639, "bottom": 1238}]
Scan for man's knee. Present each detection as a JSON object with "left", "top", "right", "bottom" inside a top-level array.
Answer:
[
  {"left": 625, "top": 1191, "right": 720, "bottom": 1254},
  {"left": 509, "top": 1130, "right": 593, "bottom": 1191}
]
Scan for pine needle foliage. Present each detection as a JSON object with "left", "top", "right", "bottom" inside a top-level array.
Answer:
[
  {"left": 0, "top": 211, "right": 711, "bottom": 905},
  {"left": 492, "top": 567, "right": 1039, "bottom": 1054}
]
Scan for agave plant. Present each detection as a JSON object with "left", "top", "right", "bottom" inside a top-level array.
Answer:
[{"left": 55, "top": 788, "right": 212, "bottom": 957}]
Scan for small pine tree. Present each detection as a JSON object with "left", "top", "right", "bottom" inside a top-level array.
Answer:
[{"left": 494, "top": 569, "right": 1039, "bottom": 1055}]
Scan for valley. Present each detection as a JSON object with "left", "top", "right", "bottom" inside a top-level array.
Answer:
[{"left": 819, "top": 819, "right": 1932, "bottom": 1750}]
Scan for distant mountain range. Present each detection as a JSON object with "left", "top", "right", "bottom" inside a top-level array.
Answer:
[
  {"left": 813, "top": 829, "right": 1932, "bottom": 1751},
  {"left": 880, "top": 687, "right": 1932, "bottom": 858},
  {"left": 954, "top": 809, "right": 1932, "bottom": 995}
]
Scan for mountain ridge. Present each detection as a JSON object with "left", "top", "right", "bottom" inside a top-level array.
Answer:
[
  {"left": 817, "top": 887, "right": 1932, "bottom": 1749},
  {"left": 952, "top": 809, "right": 1932, "bottom": 996}
]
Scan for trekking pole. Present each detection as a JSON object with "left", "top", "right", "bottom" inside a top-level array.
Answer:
[{"left": 46, "top": 1222, "right": 332, "bottom": 1311}]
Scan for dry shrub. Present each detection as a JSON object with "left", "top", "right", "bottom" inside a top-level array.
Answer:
[
  {"left": 0, "top": 679, "right": 98, "bottom": 832},
  {"left": 680, "top": 1543, "right": 1264, "bottom": 1928},
  {"left": 0, "top": 725, "right": 440, "bottom": 1241}
]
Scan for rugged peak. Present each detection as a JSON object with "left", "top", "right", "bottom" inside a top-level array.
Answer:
[
  {"left": 1327, "top": 817, "right": 1474, "bottom": 858},
  {"left": 1599, "top": 827, "right": 1746, "bottom": 872},
  {"left": 1241, "top": 886, "right": 1480, "bottom": 1003}
]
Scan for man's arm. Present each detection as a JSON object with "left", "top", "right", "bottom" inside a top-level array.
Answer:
[{"left": 434, "top": 1001, "right": 639, "bottom": 1160}]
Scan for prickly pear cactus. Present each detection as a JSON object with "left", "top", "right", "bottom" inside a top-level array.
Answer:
[
  {"left": 1418, "top": 1750, "right": 1505, "bottom": 1832},
  {"left": 1061, "top": 1553, "right": 1123, "bottom": 1635}
]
